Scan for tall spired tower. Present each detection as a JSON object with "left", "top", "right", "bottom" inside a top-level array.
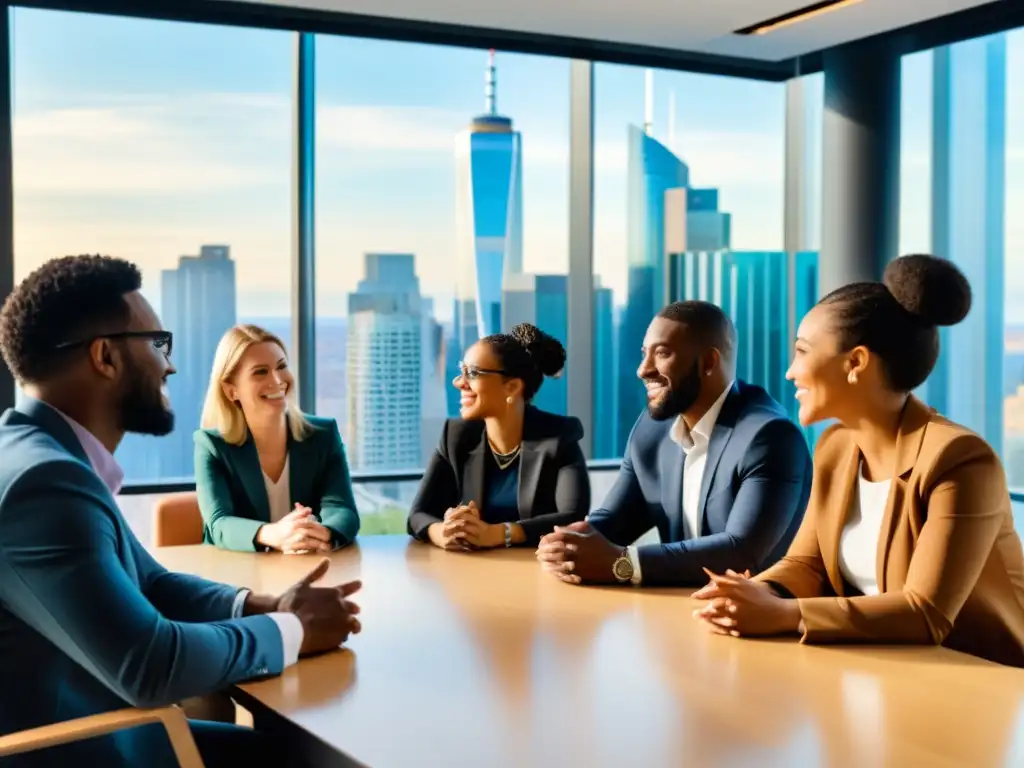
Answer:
[{"left": 453, "top": 49, "right": 523, "bottom": 352}]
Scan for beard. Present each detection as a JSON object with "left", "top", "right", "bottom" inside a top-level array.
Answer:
[
  {"left": 646, "top": 360, "right": 702, "bottom": 422},
  {"left": 118, "top": 355, "right": 175, "bottom": 436}
]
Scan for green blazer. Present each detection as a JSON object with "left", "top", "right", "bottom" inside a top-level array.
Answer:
[{"left": 194, "top": 416, "right": 360, "bottom": 552}]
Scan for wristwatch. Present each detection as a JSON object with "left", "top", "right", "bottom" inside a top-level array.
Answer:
[{"left": 612, "top": 550, "right": 634, "bottom": 583}]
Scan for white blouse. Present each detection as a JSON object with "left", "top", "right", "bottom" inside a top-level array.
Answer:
[
  {"left": 837, "top": 463, "right": 892, "bottom": 596},
  {"left": 262, "top": 456, "right": 292, "bottom": 523}
]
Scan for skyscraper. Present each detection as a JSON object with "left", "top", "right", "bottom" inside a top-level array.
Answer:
[
  {"left": 615, "top": 81, "right": 735, "bottom": 454},
  {"left": 617, "top": 125, "right": 688, "bottom": 453},
  {"left": 148, "top": 245, "right": 236, "bottom": 478},
  {"left": 593, "top": 280, "right": 617, "bottom": 458},
  {"left": 502, "top": 273, "right": 568, "bottom": 416},
  {"left": 684, "top": 188, "right": 732, "bottom": 252},
  {"left": 454, "top": 50, "right": 523, "bottom": 353},
  {"left": 419, "top": 297, "right": 448, "bottom": 465},
  {"left": 346, "top": 253, "right": 423, "bottom": 472}
]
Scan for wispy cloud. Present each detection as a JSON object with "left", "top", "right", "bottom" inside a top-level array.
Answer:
[{"left": 14, "top": 93, "right": 288, "bottom": 195}]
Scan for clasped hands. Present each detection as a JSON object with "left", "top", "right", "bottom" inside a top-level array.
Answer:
[
  {"left": 432, "top": 502, "right": 505, "bottom": 550},
  {"left": 535, "top": 520, "right": 624, "bottom": 584},
  {"left": 535, "top": 526, "right": 805, "bottom": 637},
  {"left": 256, "top": 504, "right": 334, "bottom": 554},
  {"left": 691, "top": 568, "right": 803, "bottom": 637},
  {"left": 247, "top": 558, "right": 362, "bottom": 657}
]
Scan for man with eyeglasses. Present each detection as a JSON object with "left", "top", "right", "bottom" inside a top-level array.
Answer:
[{"left": 0, "top": 255, "right": 360, "bottom": 767}]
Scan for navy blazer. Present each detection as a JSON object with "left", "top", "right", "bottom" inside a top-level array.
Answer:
[
  {"left": 587, "top": 381, "right": 812, "bottom": 586},
  {"left": 407, "top": 406, "right": 590, "bottom": 546},
  {"left": 0, "top": 400, "right": 283, "bottom": 767}
]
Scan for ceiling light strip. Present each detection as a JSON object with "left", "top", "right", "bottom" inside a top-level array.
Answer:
[{"left": 734, "top": 0, "right": 864, "bottom": 36}]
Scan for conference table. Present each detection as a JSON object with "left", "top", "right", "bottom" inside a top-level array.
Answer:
[{"left": 155, "top": 536, "right": 1024, "bottom": 768}]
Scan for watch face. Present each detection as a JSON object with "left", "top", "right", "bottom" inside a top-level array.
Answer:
[{"left": 613, "top": 556, "right": 634, "bottom": 582}]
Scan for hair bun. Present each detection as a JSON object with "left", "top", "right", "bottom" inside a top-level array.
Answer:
[
  {"left": 509, "top": 323, "right": 566, "bottom": 378},
  {"left": 882, "top": 254, "right": 972, "bottom": 327}
]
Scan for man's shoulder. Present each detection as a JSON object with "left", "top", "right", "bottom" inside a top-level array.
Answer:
[
  {"left": 731, "top": 382, "right": 797, "bottom": 431},
  {"left": 0, "top": 419, "right": 106, "bottom": 506},
  {"left": 724, "top": 384, "right": 809, "bottom": 466},
  {"left": 623, "top": 411, "right": 675, "bottom": 465},
  {"left": 0, "top": 415, "right": 78, "bottom": 470},
  {"left": 628, "top": 410, "right": 674, "bottom": 441}
]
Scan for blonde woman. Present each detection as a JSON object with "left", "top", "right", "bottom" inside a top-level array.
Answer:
[{"left": 194, "top": 324, "right": 360, "bottom": 553}]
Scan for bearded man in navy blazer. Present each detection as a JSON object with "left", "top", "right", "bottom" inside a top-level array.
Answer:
[
  {"left": 0, "top": 256, "right": 361, "bottom": 767},
  {"left": 538, "top": 301, "right": 812, "bottom": 587}
]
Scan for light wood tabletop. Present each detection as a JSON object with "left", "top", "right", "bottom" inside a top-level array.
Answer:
[{"left": 155, "top": 536, "right": 1024, "bottom": 768}]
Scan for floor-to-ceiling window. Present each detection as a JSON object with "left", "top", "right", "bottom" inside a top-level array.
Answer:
[
  {"left": 896, "top": 36, "right": 1015, "bottom": 497},
  {"left": 10, "top": 8, "right": 292, "bottom": 483},
  {"left": 312, "top": 37, "right": 570, "bottom": 531},
  {"left": 1004, "top": 29, "right": 1024, "bottom": 499}
]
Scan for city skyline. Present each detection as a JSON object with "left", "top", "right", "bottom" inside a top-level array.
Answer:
[{"left": 7, "top": 7, "right": 1024, "bottom": 494}]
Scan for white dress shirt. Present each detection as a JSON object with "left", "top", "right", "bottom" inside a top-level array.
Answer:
[
  {"left": 51, "top": 403, "right": 304, "bottom": 668},
  {"left": 626, "top": 382, "right": 733, "bottom": 585},
  {"left": 837, "top": 463, "right": 892, "bottom": 596}
]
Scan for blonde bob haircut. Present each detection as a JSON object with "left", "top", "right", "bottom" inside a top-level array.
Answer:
[{"left": 200, "top": 324, "right": 314, "bottom": 446}]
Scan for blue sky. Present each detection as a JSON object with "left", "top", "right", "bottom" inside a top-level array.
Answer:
[{"left": 10, "top": 8, "right": 1024, "bottom": 323}]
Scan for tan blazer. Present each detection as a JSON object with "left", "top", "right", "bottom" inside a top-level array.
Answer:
[{"left": 757, "top": 396, "right": 1024, "bottom": 667}]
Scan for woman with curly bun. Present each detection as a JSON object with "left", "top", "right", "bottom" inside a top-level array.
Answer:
[
  {"left": 694, "top": 254, "right": 1024, "bottom": 667},
  {"left": 408, "top": 323, "right": 590, "bottom": 551}
]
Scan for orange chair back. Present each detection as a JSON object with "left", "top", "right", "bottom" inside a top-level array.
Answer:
[{"left": 153, "top": 493, "right": 203, "bottom": 547}]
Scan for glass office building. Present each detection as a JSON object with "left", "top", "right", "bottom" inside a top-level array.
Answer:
[{"left": 453, "top": 51, "right": 524, "bottom": 353}]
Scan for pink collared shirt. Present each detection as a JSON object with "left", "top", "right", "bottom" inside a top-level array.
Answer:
[{"left": 52, "top": 408, "right": 125, "bottom": 496}]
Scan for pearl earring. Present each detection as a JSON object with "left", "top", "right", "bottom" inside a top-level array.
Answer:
[
  {"left": 506, "top": 396, "right": 514, "bottom": 405},
  {"left": 848, "top": 372, "right": 858, "bottom": 385}
]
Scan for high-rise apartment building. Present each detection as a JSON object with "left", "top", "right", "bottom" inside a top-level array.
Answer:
[{"left": 346, "top": 253, "right": 423, "bottom": 472}]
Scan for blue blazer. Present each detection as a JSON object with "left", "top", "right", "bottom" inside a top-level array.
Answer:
[
  {"left": 587, "top": 381, "right": 812, "bottom": 586},
  {"left": 0, "top": 399, "right": 284, "bottom": 767},
  {"left": 194, "top": 416, "right": 360, "bottom": 552}
]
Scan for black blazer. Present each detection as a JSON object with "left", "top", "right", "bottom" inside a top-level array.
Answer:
[{"left": 407, "top": 406, "right": 590, "bottom": 546}]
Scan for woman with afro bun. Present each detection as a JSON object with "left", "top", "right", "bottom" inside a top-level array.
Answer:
[
  {"left": 694, "top": 254, "right": 1024, "bottom": 667},
  {"left": 408, "top": 323, "right": 590, "bottom": 552}
]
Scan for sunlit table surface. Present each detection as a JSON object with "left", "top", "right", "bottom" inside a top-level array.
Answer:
[{"left": 155, "top": 536, "right": 1024, "bottom": 768}]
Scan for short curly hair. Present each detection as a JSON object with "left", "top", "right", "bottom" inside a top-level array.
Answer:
[{"left": 0, "top": 255, "right": 143, "bottom": 384}]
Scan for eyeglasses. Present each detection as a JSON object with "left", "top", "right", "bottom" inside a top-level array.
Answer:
[
  {"left": 54, "top": 330, "right": 174, "bottom": 358},
  {"left": 457, "top": 362, "right": 505, "bottom": 380}
]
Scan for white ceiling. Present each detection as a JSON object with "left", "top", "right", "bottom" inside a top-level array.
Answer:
[{"left": 228, "top": 0, "right": 997, "bottom": 62}]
